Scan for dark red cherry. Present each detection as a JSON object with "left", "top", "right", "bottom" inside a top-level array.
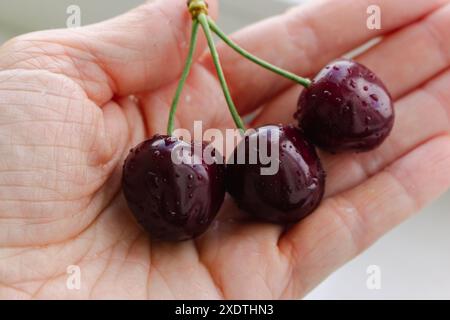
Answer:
[
  {"left": 296, "top": 59, "right": 394, "bottom": 153},
  {"left": 226, "top": 125, "right": 325, "bottom": 224},
  {"left": 122, "top": 135, "right": 225, "bottom": 241}
]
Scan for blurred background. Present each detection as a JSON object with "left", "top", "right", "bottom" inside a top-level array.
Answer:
[{"left": 0, "top": 0, "right": 449, "bottom": 299}]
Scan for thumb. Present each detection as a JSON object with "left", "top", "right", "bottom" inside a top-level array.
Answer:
[{"left": 0, "top": 0, "right": 218, "bottom": 105}]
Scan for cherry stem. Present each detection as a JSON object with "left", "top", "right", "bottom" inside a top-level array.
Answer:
[
  {"left": 167, "top": 19, "right": 200, "bottom": 136},
  {"left": 208, "top": 17, "right": 312, "bottom": 88},
  {"left": 197, "top": 13, "right": 246, "bottom": 132}
]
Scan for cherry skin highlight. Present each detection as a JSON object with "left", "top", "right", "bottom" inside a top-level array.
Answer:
[
  {"left": 122, "top": 135, "right": 225, "bottom": 241},
  {"left": 296, "top": 59, "right": 394, "bottom": 153},
  {"left": 226, "top": 125, "right": 326, "bottom": 224}
]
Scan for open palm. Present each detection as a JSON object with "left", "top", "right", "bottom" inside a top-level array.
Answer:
[{"left": 1, "top": 0, "right": 450, "bottom": 299}]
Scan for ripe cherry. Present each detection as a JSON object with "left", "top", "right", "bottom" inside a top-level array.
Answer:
[
  {"left": 296, "top": 59, "right": 394, "bottom": 153},
  {"left": 226, "top": 125, "right": 325, "bottom": 224},
  {"left": 122, "top": 135, "right": 225, "bottom": 241}
]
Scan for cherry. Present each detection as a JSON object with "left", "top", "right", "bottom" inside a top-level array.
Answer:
[
  {"left": 295, "top": 59, "right": 394, "bottom": 153},
  {"left": 226, "top": 125, "right": 325, "bottom": 224},
  {"left": 122, "top": 135, "right": 225, "bottom": 241}
]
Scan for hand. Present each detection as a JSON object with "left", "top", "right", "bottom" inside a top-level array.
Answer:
[{"left": 1, "top": 0, "right": 449, "bottom": 299}]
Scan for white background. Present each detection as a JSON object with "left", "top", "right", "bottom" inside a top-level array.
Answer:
[{"left": 0, "top": 0, "right": 448, "bottom": 299}]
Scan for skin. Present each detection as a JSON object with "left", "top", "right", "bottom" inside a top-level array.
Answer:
[{"left": 0, "top": 0, "right": 450, "bottom": 299}]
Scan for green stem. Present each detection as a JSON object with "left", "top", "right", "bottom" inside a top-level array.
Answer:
[
  {"left": 167, "top": 20, "right": 200, "bottom": 136},
  {"left": 197, "top": 13, "right": 246, "bottom": 132},
  {"left": 208, "top": 17, "right": 312, "bottom": 88}
]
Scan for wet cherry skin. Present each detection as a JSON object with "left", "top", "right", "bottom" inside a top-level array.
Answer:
[
  {"left": 122, "top": 135, "right": 225, "bottom": 241},
  {"left": 226, "top": 125, "right": 326, "bottom": 224},
  {"left": 296, "top": 59, "right": 395, "bottom": 153}
]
